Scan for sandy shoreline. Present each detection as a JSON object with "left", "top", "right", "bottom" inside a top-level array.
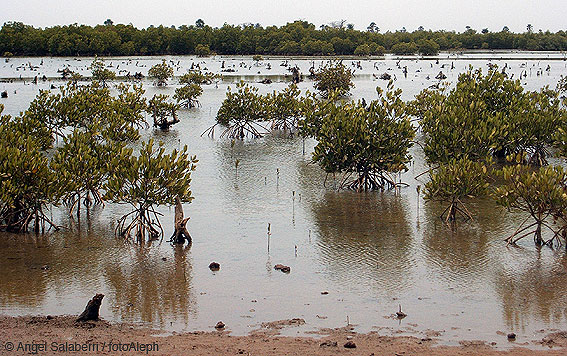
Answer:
[{"left": 1, "top": 315, "right": 566, "bottom": 355}]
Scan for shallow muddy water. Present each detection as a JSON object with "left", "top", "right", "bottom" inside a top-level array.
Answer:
[{"left": 1, "top": 52, "right": 567, "bottom": 347}]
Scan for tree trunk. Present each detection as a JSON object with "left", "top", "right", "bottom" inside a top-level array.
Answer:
[
  {"left": 76, "top": 294, "right": 104, "bottom": 322},
  {"left": 535, "top": 222, "right": 543, "bottom": 245},
  {"left": 171, "top": 196, "right": 191, "bottom": 245}
]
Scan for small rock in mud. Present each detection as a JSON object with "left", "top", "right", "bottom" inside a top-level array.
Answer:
[
  {"left": 321, "top": 291, "right": 329, "bottom": 295},
  {"left": 507, "top": 333, "right": 516, "bottom": 340},
  {"left": 215, "top": 321, "right": 225, "bottom": 329},
  {"left": 320, "top": 340, "right": 337, "bottom": 347},
  {"left": 274, "top": 264, "right": 290, "bottom": 273},
  {"left": 46, "top": 315, "right": 53, "bottom": 320},
  {"left": 344, "top": 341, "right": 357, "bottom": 348},
  {"left": 209, "top": 262, "right": 220, "bottom": 271}
]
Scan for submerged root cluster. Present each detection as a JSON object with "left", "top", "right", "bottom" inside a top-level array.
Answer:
[
  {"left": 0, "top": 203, "right": 59, "bottom": 233},
  {"left": 439, "top": 198, "right": 473, "bottom": 223},
  {"left": 335, "top": 171, "right": 408, "bottom": 192},
  {"left": 505, "top": 214, "right": 566, "bottom": 247},
  {"left": 116, "top": 206, "right": 163, "bottom": 242},
  {"left": 203, "top": 121, "right": 267, "bottom": 139}
]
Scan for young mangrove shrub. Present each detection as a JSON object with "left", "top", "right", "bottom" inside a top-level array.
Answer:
[
  {"left": 207, "top": 82, "right": 267, "bottom": 138},
  {"left": 265, "top": 84, "right": 302, "bottom": 132},
  {"left": 515, "top": 87, "right": 566, "bottom": 165},
  {"left": 148, "top": 59, "right": 174, "bottom": 86},
  {"left": 174, "top": 83, "right": 203, "bottom": 108},
  {"left": 23, "top": 82, "right": 146, "bottom": 143},
  {"left": 104, "top": 139, "right": 197, "bottom": 242},
  {"left": 310, "top": 82, "right": 415, "bottom": 191},
  {"left": 313, "top": 61, "right": 354, "bottom": 98},
  {"left": 424, "top": 158, "right": 491, "bottom": 223},
  {"left": 148, "top": 94, "right": 180, "bottom": 129},
  {"left": 50, "top": 126, "right": 123, "bottom": 217},
  {"left": 179, "top": 70, "right": 220, "bottom": 85},
  {"left": 0, "top": 110, "right": 59, "bottom": 232},
  {"left": 414, "top": 67, "right": 564, "bottom": 165},
  {"left": 495, "top": 162, "right": 567, "bottom": 246},
  {"left": 298, "top": 90, "right": 334, "bottom": 139},
  {"left": 90, "top": 57, "right": 116, "bottom": 87}
]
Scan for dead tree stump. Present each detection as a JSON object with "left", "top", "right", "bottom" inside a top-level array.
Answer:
[
  {"left": 171, "top": 196, "right": 191, "bottom": 245},
  {"left": 76, "top": 294, "right": 104, "bottom": 322}
]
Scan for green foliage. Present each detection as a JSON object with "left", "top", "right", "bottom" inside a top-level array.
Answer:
[
  {"left": 264, "top": 84, "right": 303, "bottom": 132},
  {"left": 51, "top": 126, "right": 121, "bottom": 216},
  {"left": 417, "top": 39, "right": 440, "bottom": 56},
  {"left": 104, "top": 139, "right": 197, "bottom": 241},
  {"left": 309, "top": 82, "right": 415, "bottom": 191},
  {"left": 0, "top": 107, "right": 58, "bottom": 232},
  {"left": 495, "top": 163, "right": 567, "bottom": 246},
  {"left": 23, "top": 82, "right": 146, "bottom": 143},
  {"left": 174, "top": 83, "right": 203, "bottom": 108},
  {"left": 179, "top": 70, "right": 220, "bottom": 85},
  {"left": 391, "top": 42, "right": 418, "bottom": 55},
  {"left": 195, "top": 44, "right": 211, "bottom": 57},
  {"left": 313, "top": 61, "right": 354, "bottom": 98},
  {"left": 424, "top": 158, "right": 491, "bottom": 222},
  {"left": 148, "top": 59, "right": 174, "bottom": 86},
  {"left": 90, "top": 57, "right": 116, "bottom": 87},
  {"left": 414, "top": 67, "right": 564, "bottom": 165},
  {"left": 354, "top": 44, "right": 371, "bottom": 56},
  {"left": 211, "top": 82, "right": 267, "bottom": 138},
  {"left": 2, "top": 21, "right": 567, "bottom": 57},
  {"left": 148, "top": 94, "right": 180, "bottom": 129}
]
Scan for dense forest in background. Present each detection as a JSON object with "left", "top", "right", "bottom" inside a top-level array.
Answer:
[{"left": 1, "top": 20, "right": 567, "bottom": 57}]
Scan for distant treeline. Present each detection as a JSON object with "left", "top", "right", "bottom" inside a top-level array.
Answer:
[{"left": 1, "top": 20, "right": 567, "bottom": 57}]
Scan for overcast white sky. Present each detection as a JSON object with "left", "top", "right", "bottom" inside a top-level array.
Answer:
[{"left": 1, "top": 0, "right": 565, "bottom": 33}]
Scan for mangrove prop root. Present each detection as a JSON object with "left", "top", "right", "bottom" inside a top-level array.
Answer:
[
  {"left": 115, "top": 206, "right": 164, "bottom": 242},
  {"left": 339, "top": 171, "right": 404, "bottom": 192}
]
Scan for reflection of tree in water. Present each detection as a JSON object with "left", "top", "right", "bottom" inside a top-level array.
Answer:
[
  {"left": 309, "top": 191, "right": 414, "bottom": 296},
  {"left": 0, "top": 217, "right": 122, "bottom": 309},
  {"left": 104, "top": 244, "right": 196, "bottom": 327},
  {"left": 495, "top": 252, "right": 567, "bottom": 331},
  {"left": 0, "top": 233, "right": 51, "bottom": 307},
  {"left": 422, "top": 197, "right": 508, "bottom": 289}
]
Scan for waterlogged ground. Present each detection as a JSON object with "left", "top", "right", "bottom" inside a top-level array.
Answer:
[{"left": 1, "top": 52, "right": 567, "bottom": 348}]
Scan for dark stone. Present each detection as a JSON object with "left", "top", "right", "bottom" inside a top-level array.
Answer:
[
  {"left": 1, "top": 90, "right": 7, "bottom": 98},
  {"left": 507, "top": 333, "right": 516, "bottom": 340},
  {"left": 274, "top": 264, "right": 290, "bottom": 273},
  {"left": 215, "top": 321, "right": 225, "bottom": 329},
  {"left": 209, "top": 262, "right": 220, "bottom": 271},
  {"left": 344, "top": 341, "right": 357, "bottom": 348},
  {"left": 320, "top": 341, "right": 337, "bottom": 347}
]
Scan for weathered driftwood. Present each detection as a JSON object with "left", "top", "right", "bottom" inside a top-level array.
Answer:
[
  {"left": 171, "top": 196, "right": 191, "bottom": 245},
  {"left": 76, "top": 294, "right": 104, "bottom": 322}
]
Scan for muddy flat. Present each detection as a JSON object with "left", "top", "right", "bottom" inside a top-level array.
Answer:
[{"left": 1, "top": 315, "right": 566, "bottom": 356}]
